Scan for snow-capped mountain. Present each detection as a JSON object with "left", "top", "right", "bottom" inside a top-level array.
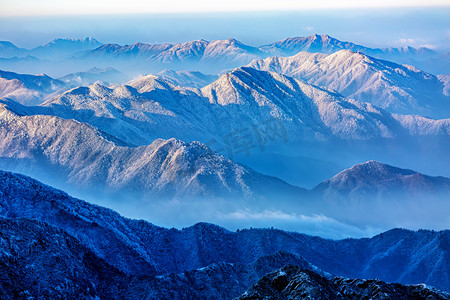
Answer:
[
  {"left": 0, "top": 99, "right": 299, "bottom": 199},
  {"left": 438, "top": 74, "right": 450, "bottom": 96},
  {"left": 201, "top": 38, "right": 265, "bottom": 64},
  {"left": 311, "top": 161, "right": 450, "bottom": 229},
  {"left": 315, "top": 160, "right": 450, "bottom": 196},
  {"left": 258, "top": 34, "right": 445, "bottom": 74},
  {"left": 156, "top": 69, "right": 218, "bottom": 88},
  {"left": 0, "top": 217, "right": 132, "bottom": 299},
  {"left": 238, "top": 265, "right": 450, "bottom": 300},
  {"left": 0, "top": 169, "right": 449, "bottom": 294},
  {"left": 248, "top": 50, "right": 450, "bottom": 117},
  {"left": 40, "top": 67, "right": 450, "bottom": 149},
  {"left": 2, "top": 67, "right": 449, "bottom": 198},
  {"left": 259, "top": 34, "right": 438, "bottom": 59},
  {"left": 259, "top": 34, "right": 376, "bottom": 57},
  {"left": 152, "top": 40, "right": 209, "bottom": 63},
  {"left": 1, "top": 35, "right": 446, "bottom": 78},
  {"left": 81, "top": 38, "right": 266, "bottom": 73},
  {"left": 41, "top": 80, "right": 212, "bottom": 146},
  {"left": 0, "top": 69, "right": 65, "bottom": 105},
  {"left": 200, "top": 67, "right": 449, "bottom": 139},
  {"left": 58, "top": 67, "right": 129, "bottom": 86}
]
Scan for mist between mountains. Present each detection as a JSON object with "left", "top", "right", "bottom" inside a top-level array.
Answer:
[{"left": 206, "top": 118, "right": 289, "bottom": 160}]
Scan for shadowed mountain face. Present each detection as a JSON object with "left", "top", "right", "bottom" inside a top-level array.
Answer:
[
  {"left": 0, "top": 218, "right": 132, "bottom": 299},
  {"left": 0, "top": 170, "right": 449, "bottom": 294},
  {"left": 0, "top": 216, "right": 319, "bottom": 299},
  {"left": 237, "top": 265, "right": 450, "bottom": 300}
]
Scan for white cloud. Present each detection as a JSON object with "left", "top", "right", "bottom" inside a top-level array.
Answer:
[
  {"left": 395, "top": 38, "right": 438, "bottom": 49},
  {"left": 305, "top": 26, "right": 315, "bottom": 32},
  {"left": 218, "top": 209, "right": 381, "bottom": 239},
  {"left": 398, "top": 38, "right": 418, "bottom": 45}
]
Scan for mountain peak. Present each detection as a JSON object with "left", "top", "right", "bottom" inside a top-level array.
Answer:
[
  {"left": 337, "top": 161, "right": 417, "bottom": 178},
  {"left": 0, "top": 41, "right": 19, "bottom": 48}
]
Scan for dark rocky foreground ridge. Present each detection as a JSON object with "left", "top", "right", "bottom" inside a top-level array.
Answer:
[
  {"left": 0, "top": 169, "right": 449, "bottom": 298},
  {"left": 237, "top": 265, "right": 450, "bottom": 300}
]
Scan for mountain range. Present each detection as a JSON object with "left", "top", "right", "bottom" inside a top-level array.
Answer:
[
  {"left": 0, "top": 169, "right": 449, "bottom": 299},
  {"left": 0, "top": 97, "right": 301, "bottom": 200},
  {"left": 1, "top": 62, "right": 449, "bottom": 188},
  {"left": 1, "top": 34, "right": 448, "bottom": 76},
  {"left": 41, "top": 67, "right": 450, "bottom": 146},
  {"left": 1, "top": 32, "right": 449, "bottom": 299},
  {"left": 0, "top": 38, "right": 101, "bottom": 60},
  {"left": 1, "top": 91, "right": 449, "bottom": 231},
  {"left": 248, "top": 50, "right": 450, "bottom": 117}
]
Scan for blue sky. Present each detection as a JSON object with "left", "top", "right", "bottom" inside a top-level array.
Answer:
[{"left": 0, "top": 2, "right": 449, "bottom": 51}]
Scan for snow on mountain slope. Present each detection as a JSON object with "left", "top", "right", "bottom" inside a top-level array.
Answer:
[
  {"left": 438, "top": 74, "right": 450, "bottom": 96},
  {"left": 81, "top": 39, "right": 266, "bottom": 73},
  {"left": 201, "top": 67, "right": 449, "bottom": 139},
  {"left": 259, "top": 34, "right": 375, "bottom": 57},
  {"left": 154, "top": 39, "right": 208, "bottom": 63},
  {"left": 0, "top": 217, "right": 134, "bottom": 299},
  {"left": 42, "top": 80, "right": 211, "bottom": 146},
  {"left": 258, "top": 34, "right": 439, "bottom": 60},
  {"left": 259, "top": 34, "right": 444, "bottom": 74},
  {"left": 201, "top": 38, "right": 265, "bottom": 64},
  {"left": 157, "top": 69, "right": 218, "bottom": 88},
  {"left": 59, "top": 67, "right": 129, "bottom": 86},
  {"left": 0, "top": 100, "right": 298, "bottom": 199},
  {"left": 0, "top": 69, "right": 66, "bottom": 105},
  {"left": 238, "top": 265, "right": 450, "bottom": 300},
  {"left": 248, "top": 50, "right": 450, "bottom": 117},
  {"left": 315, "top": 160, "right": 450, "bottom": 195},
  {"left": 311, "top": 161, "right": 450, "bottom": 229},
  {"left": 39, "top": 67, "right": 450, "bottom": 148},
  {"left": 1, "top": 170, "right": 449, "bottom": 292},
  {"left": 1, "top": 34, "right": 445, "bottom": 76}
]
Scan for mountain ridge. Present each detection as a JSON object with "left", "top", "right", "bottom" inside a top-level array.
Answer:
[
  {"left": 0, "top": 169, "right": 449, "bottom": 293},
  {"left": 248, "top": 50, "right": 450, "bottom": 117}
]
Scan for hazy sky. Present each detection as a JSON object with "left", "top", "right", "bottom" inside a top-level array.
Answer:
[
  {"left": 1, "top": 0, "right": 449, "bottom": 15},
  {"left": 0, "top": 1, "right": 449, "bottom": 51}
]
